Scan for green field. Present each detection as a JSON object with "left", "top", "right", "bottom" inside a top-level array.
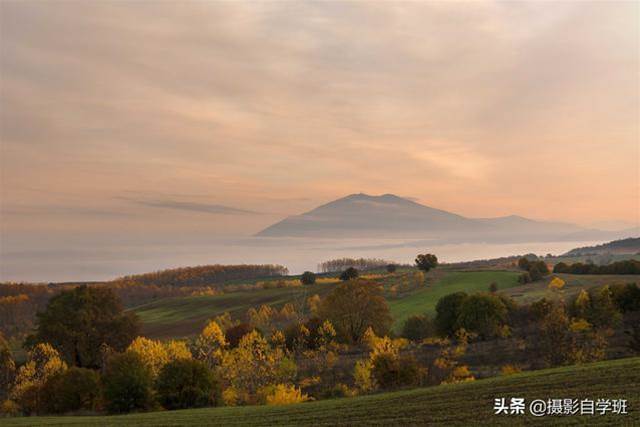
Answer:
[
  {"left": 5, "top": 357, "right": 638, "bottom": 426},
  {"left": 133, "top": 281, "right": 338, "bottom": 339},
  {"left": 388, "top": 270, "right": 520, "bottom": 330}
]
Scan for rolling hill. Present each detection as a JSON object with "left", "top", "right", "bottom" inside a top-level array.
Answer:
[
  {"left": 256, "top": 193, "right": 586, "bottom": 240},
  {"left": 7, "top": 357, "right": 639, "bottom": 426}
]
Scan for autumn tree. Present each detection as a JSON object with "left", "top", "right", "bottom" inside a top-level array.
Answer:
[
  {"left": 319, "top": 280, "right": 391, "bottom": 343},
  {"left": 192, "top": 320, "right": 227, "bottom": 368},
  {"left": 401, "top": 315, "right": 435, "bottom": 342},
  {"left": 29, "top": 286, "right": 139, "bottom": 368},
  {"left": 40, "top": 367, "right": 100, "bottom": 414},
  {"left": 415, "top": 254, "right": 438, "bottom": 273},
  {"left": 0, "top": 334, "right": 15, "bottom": 402}
]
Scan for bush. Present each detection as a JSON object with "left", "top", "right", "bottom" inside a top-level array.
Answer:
[
  {"left": 386, "top": 264, "right": 397, "bottom": 273},
  {"left": 156, "top": 359, "right": 220, "bottom": 410},
  {"left": 103, "top": 352, "right": 154, "bottom": 414},
  {"left": 40, "top": 367, "right": 100, "bottom": 414},
  {"left": 258, "top": 384, "right": 308, "bottom": 405},
  {"left": 339, "top": 267, "right": 359, "bottom": 281},
  {"left": 300, "top": 271, "right": 316, "bottom": 285},
  {"left": 517, "top": 272, "right": 531, "bottom": 284},
  {"left": 401, "top": 315, "right": 435, "bottom": 342},
  {"left": 371, "top": 353, "right": 422, "bottom": 390},
  {"left": 610, "top": 283, "right": 640, "bottom": 312}
]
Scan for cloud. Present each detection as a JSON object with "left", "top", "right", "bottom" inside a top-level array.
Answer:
[{"left": 120, "top": 198, "right": 261, "bottom": 215}]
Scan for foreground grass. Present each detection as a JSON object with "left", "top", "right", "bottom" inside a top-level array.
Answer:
[
  {"left": 389, "top": 270, "right": 520, "bottom": 329},
  {"left": 5, "top": 357, "right": 638, "bottom": 426}
]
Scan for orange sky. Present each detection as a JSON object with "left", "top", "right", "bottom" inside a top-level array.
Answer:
[{"left": 1, "top": 1, "right": 638, "bottom": 237}]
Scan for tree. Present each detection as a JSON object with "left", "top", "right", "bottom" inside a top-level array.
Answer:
[
  {"left": 415, "top": 254, "right": 438, "bottom": 273},
  {"left": 300, "top": 271, "right": 316, "bottom": 285},
  {"left": 126, "top": 337, "right": 170, "bottom": 378},
  {"left": 456, "top": 294, "right": 508, "bottom": 339},
  {"left": 489, "top": 282, "right": 498, "bottom": 293},
  {"left": 339, "top": 267, "right": 359, "bottom": 281},
  {"left": 0, "top": 334, "right": 15, "bottom": 402},
  {"left": 156, "top": 359, "right": 220, "bottom": 410},
  {"left": 319, "top": 280, "right": 391, "bottom": 343},
  {"left": 29, "top": 286, "right": 139, "bottom": 368},
  {"left": 225, "top": 323, "right": 255, "bottom": 349},
  {"left": 11, "top": 343, "right": 67, "bottom": 415},
  {"left": 610, "top": 283, "right": 640, "bottom": 312},
  {"left": 102, "top": 352, "right": 154, "bottom": 414},
  {"left": 386, "top": 264, "right": 397, "bottom": 273},
  {"left": 401, "top": 315, "right": 435, "bottom": 342},
  {"left": 193, "top": 320, "right": 227, "bottom": 368},
  {"left": 434, "top": 292, "right": 468, "bottom": 337},
  {"left": 517, "top": 257, "right": 530, "bottom": 271},
  {"left": 40, "top": 367, "right": 100, "bottom": 414}
]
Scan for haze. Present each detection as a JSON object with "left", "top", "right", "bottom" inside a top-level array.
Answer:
[{"left": 1, "top": 1, "right": 639, "bottom": 241}]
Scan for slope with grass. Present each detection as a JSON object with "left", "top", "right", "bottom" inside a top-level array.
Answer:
[
  {"left": 6, "top": 357, "right": 638, "bottom": 426},
  {"left": 388, "top": 270, "right": 521, "bottom": 330}
]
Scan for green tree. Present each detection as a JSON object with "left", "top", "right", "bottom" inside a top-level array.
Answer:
[
  {"left": 434, "top": 292, "right": 468, "bottom": 337},
  {"left": 415, "top": 254, "right": 438, "bottom": 273},
  {"left": 40, "top": 367, "right": 100, "bottom": 414},
  {"left": 300, "top": 271, "right": 316, "bottom": 285},
  {"left": 319, "top": 280, "right": 391, "bottom": 343},
  {"left": 339, "top": 267, "right": 359, "bottom": 281},
  {"left": 157, "top": 359, "right": 220, "bottom": 410},
  {"left": 102, "top": 352, "right": 154, "bottom": 414},
  {"left": 371, "top": 353, "right": 421, "bottom": 390},
  {"left": 29, "top": 286, "right": 139, "bottom": 368},
  {"left": 386, "top": 264, "right": 397, "bottom": 273},
  {"left": 401, "top": 315, "right": 435, "bottom": 342},
  {"left": 456, "top": 294, "right": 508, "bottom": 339}
]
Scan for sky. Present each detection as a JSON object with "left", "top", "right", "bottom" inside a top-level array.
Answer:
[{"left": 1, "top": 0, "right": 639, "bottom": 241}]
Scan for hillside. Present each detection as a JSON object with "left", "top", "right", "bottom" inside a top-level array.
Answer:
[
  {"left": 7, "top": 357, "right": 639, "bottom": 426},
  {"left": 256, "top": 193, "right": 585, "bottom": 240},
  {"left": 563, "top": 237, "right": 640, "bottom": 256}
]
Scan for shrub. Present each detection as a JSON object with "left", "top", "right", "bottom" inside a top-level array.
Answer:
[
  {"left": 517, "top": 272, "right": 531, "bottom": 284},
  {"left": 102, "top": 352, "right": 154, "bottom": 414},
  {"left": 500, "top": 364, "right": 521, "bottom": 376},
  {"left": 371, "top": 353, "right": 422, "bottom": 390},
  {"left": 489, "top": 282, "right": 498, "bottom": 293},
  {"left": 258, "top": 384, "right": 309, "bottom": 405},
  {"left": 300, "top": 271, "right": 316, "bottom": 285},
  {"left": 156, "top": 359, "right": 220, "bottom": 410},
  {"left": 40, "top": 367, "right": 100, "bottom": 414},
  {"left": 386, "top": 264, "right": 397, "bottom": 273},
  {"left": 401, "top": 315, "right": 435, "bottom": 342}
]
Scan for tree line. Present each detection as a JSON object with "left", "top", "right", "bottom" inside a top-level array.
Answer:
[{"left": 553, "top": 259, "right": 640, "bottom": 275}]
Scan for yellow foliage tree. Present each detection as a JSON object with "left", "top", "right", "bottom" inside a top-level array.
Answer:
[
  {"left": 193, "top": 320, "right": 227, "bottom": 368},
  {"left": 259, "top": 383, "right": 309, "bottom": 405},
  {"left": 126, "top": 337, "right": 169, "bottom": 378},
  {"left": 548, "top": 277, "right": 566, "bottom": 291}
]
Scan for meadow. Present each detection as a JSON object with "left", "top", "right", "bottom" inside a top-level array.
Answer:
[{"left": 5, "top": 356, "right": 638, "bottom": 426}]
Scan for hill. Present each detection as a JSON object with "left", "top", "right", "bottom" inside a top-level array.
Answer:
[
  {"left": 6, "top": 357, "right": 638, "bottom": 426},
  {"left": 563, "top": 237, "right": 640, "bottom": 256},
  {"left": 256, "top": 193, "right": 585, "bottom": 240}
]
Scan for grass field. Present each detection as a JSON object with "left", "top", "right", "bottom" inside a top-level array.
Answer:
[
  {"left": 5, "top": 357, "right": 638, "bottom": 426},
  {"left": 388, "top": 270, "right": 520, "bottom": 330},
  {"left": 503, "top": 274, "right": 640, "bottom": 305},
  {"left": 133, "top": 281, "right": 339, "bottom": 339}
]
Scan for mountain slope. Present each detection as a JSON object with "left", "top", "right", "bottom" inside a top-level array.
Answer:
[{"left": 256, "top": 193, "right": 584, "bottom": 239}]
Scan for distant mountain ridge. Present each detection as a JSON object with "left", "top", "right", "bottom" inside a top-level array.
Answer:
[
  {"left": 255, "top": 193, "right": 594, "bottom": 241},
  {"left": 563, "top": 237, "right": 640, "bottom": 256}
]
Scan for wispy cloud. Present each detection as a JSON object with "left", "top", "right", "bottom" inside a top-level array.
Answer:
[{"left": 120, "top": 198, "right": 261, "bottom": 215}]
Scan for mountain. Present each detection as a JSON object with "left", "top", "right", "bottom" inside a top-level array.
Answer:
[{"left": 255, "top": 193, "right": 586, "bottom": 240}]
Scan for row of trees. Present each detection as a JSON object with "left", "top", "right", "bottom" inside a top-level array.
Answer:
[
  {"left": 553, "top": 259, "right": 640, "bottom": 275},
  {"left": 317, "top": 258, "right": 393, "bottom": 273}
]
